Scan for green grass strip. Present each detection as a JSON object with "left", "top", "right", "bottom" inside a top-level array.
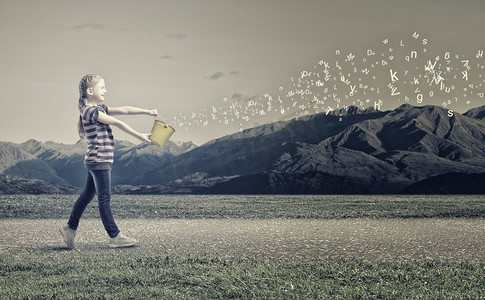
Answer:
[
  {"left": 1, "top": 252, "right": 484, "bottom": 299},
  {"left": 1, "top": 194, "right": 485, "bottom": 219}
]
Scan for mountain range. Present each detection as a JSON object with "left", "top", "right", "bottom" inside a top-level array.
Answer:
[{"left": 1, "top": 104, "right": 484, "bottom": 194}]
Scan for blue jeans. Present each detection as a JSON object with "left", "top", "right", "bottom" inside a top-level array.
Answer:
[{"left": 68, "top": 170, "right": 120, "bottom": 238}]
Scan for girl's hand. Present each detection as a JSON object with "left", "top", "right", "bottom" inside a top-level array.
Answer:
[
  {"left": 148, "top": 109, "right": 158, "bottom": 117},
  {"left": 139, "top": 133, "right": 152, "bottom": 144}
]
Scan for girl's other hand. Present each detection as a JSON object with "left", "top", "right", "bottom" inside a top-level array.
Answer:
[{"left": 148, "top": 109, "right": 158, "bottom": 117}]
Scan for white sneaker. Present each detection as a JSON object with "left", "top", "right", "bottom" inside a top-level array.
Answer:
[
  {"left": 59, "top": 225, "right": 76, "bottom": 249},
  {"left": 108, "top": 233, "right": 137, "bottom": 248}
]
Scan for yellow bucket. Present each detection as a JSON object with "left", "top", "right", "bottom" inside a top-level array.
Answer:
[{"left": 149, "top": 120, "right": 175, "bottom": 146}]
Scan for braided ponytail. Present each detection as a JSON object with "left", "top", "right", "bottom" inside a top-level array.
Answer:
[{"left": 77, "top": 74, "right": 102, "bottom": 138}]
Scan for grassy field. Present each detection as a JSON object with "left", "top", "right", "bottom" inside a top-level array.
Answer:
[
  {"left": 1, "top": 194, "right": 484, "bottom": 219},
  {"left": 1, "top": 252, "right": 484, "bottom": 299},
  {"left": 1, "top": 194, "right": 484, "bottom": 299}
]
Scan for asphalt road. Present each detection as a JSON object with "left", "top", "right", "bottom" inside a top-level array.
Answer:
[{"left": 1, "top": 218, "right": 484, "bottom": 263}]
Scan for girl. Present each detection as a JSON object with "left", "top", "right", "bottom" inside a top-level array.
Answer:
[{"left": 59, "top": 74, "right": 158, "bottom": 249}]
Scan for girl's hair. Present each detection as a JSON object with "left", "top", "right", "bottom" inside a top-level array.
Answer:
[{"left": 77, "top": 74, "right": 102, "bottom": 138}]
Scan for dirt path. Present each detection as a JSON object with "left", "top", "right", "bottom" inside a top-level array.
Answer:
[{"left": 1, "top": 218, "right": 484, "bottom": 263}]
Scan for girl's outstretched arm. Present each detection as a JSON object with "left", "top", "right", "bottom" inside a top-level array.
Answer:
[
  {"left": 109, "top": 106, "right": 158, "bottom": 116},
  {"left": 97, "top": 112, "right": 151, "bottom": 143}
]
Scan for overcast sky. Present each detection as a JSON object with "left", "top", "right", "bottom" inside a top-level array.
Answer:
[{"left": 1, "top": 0, "right": 484, "bottom": 145}]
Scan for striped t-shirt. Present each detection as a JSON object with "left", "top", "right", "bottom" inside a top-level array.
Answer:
[{"left": 81, "top": 104, "right": 114, "bottom": 170}]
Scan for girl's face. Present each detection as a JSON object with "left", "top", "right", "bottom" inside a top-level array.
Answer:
[{"left": 89, "top": 78, "right": 107, "bottom": 103}]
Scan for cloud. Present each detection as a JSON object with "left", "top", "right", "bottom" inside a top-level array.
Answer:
[
  {"left": 231, "top": 93, "right": 244, "bottom": 101},
  {"left": 166, "top": 33, "right": 188, "bottom": 40},
  {"left": 160, "top": 55, "right": 174, "bottom": 60},
  {"left": 206, "top": 70, "right": 241, "bottom": 81},
  {"left": 208, "top": 72, "right": 224, "bottom": 81},
  {"left": 231, "top": 93, "right": 258, "bottom": 103},
  {"left": 63, "top": 23, "right": 105, "bottom": 30}
]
